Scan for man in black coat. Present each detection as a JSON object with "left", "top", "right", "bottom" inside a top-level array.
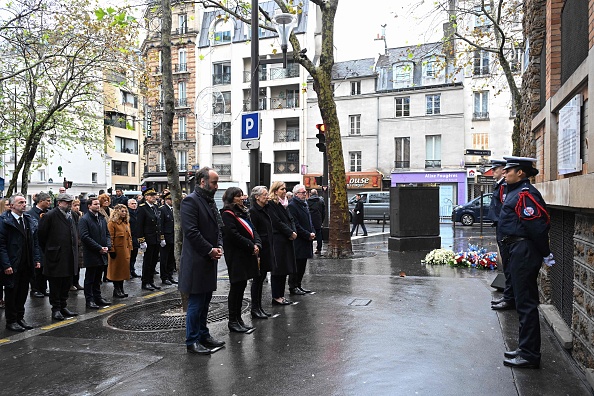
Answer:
[
  {"left": 127, "top": 198, "right": 140, "bottom": 278},
  {"left": 27, "top": 191, "right": 51, "bottom": 298},
  {"left": 159, "top": 193, "right": 176, "bottom": 285},
  {"left": 38, "top": 193, "right": 80, "bottom": 320},
  {"left": 179, "top": 167, "right": 225, "bottom": 354},
  {"left": 79, "top": 197, "right": 112, "bottom": 309},
  {"left": 350, "top": 194, "right": 368, "bottom": 236},
  {"left": 288, "top": 184, "right": 316, "bottom": 295},
  {"left": 0, "top": 194, "right": 41, "bottom": 331},
  {"left": 307, "top": 189, "right": 325, "bottom": 254},
  {"left": 112, "top": 189, "right": 129, "bottom": 207},
  {"left": 137, "top": 188, "right": 164, "bottom": 291}
]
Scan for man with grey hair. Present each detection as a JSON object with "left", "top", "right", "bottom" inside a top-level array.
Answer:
[
  {"left": 307, "top": 188, "right": 325, "bottom": 254},
  {"left": 38, "top": 193, "right": 80, "bottom": 320},
  {"left": 27, "top": 191, "right": 51, "bottom": 298},
  {"left": 288, "top": 184, "right": 316, "bottom": 295}
]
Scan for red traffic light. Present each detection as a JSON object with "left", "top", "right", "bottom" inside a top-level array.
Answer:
[{"left": 316, "top": 123, "right": 326, "bottom": 133}]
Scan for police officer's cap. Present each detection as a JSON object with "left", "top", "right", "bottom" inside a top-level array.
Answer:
[
  {"left": 163, "top": 193, "right": 171, "bottom": 200},
  {"left": 503, "top": 156, "right": 539, "bottom": 176},
  {"left": 143, "top": 188, "right": 158, "bottom": 197},
  {"left": 488, "top": 159, "right": 507, "bottom": 170}
]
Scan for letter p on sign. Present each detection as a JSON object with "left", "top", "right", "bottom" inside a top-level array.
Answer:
[{"left": 241, "top": 112, "right": 260, "bottom": 140}]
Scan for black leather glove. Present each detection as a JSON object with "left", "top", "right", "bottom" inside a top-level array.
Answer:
[{"left": 109, "top": 251, "right": 117, "bottom": 259}]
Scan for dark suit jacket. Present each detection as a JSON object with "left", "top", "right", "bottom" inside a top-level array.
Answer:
[
  {"left": 0, "top": 211, "right": 41, "bottom": 286},
  {"left": 137, "top": 203, "right": 161, "bottom": 245},
  {"left": 268, "top": 201, "right": 297, "bottom": 276},
  {"left": 288, "top": 198, "right": 314, "bottom": 260},
  {"left": 128, "top": 209, "right": 140, "bottom": 248},
  {"left": 78, "top": 211, "right": 111, "bottom": 268},
  {"left": 159, "top": 204, "right": 174, "bottom": 244},
  {"left": 178, "top": 190, "right": 222, "bottom": 294},
  {"left": 38, "top": 207, "right": 79, "bottom": 277}
]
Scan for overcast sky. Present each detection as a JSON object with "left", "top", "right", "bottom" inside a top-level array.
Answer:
[{"left": 333, "top": 0, "right": 445, "bottom": 62}]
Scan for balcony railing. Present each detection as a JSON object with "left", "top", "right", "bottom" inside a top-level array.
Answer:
[
  {"left": 145, "top": 163, "right": 191, "bottom": 173},
  {"left": 274, "top": 128, "right": 299, "bottom": 142},
  {"left": 177, "top": 163, "right": 189, "bottom": 171},
  {"left": 213, "top": 73, "right": 231, "bottom": 85},
  {"left": 213, "top": 163, "right": 231, "bottom": 176},
  {"left": 243, "top": 99, "right": 267, "bottom": 111},
  {"left": 243, "top": 70, "right": 267, "bottom": 83},
  {"left": 394, "top": 160, "right": 410, "bottom": 168},
  {"left": 270, "top": 97, "right": 299, "bottom": 109},
  {"left": 270, "top": 64, "right": 299, "bottom": 80},
  {"left": 274, "top": 161, "right": 300, "bottom": 174},
  {"left": 174, "top": 63, "right": 188, "bottom": 72},
  {"left": 173, "top": 27, "right": 194, "bottom": 35},
  {"left": 425, "top": 160, "right": 441, "bottom": 168},
  {"left": 214, "top": 102, "right": 231, "bottom": 114},
  {"left": 213, "top": 134, "right": 231, "bottom": 146},
  {"left": 175, "top": 133, "right": 188, "bottom": 140},
  {"left": 472, "top": 111, "right": 489, "bottom": 120},
  {"left": 176, "top": 98, "right": 189, "bottom": 107},
  {"left": 473, "top": 65, "right": 490, "bottom": 76},
  {"left": 117, "top": 148, "right": 138, "bottom": 154},
  {"left": 104, "top": 119, "right": 127, "bottom": 129}
]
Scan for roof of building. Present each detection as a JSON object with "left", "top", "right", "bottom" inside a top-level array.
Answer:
[
  {"left": 376, "top": 42, "right": 445, "bottom": 68},
  {"left": 332, "top": 58, "right": 376, "bottom": 80}
]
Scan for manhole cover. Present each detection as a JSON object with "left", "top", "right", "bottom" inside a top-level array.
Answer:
[
  {"left": 349, "top": 298, "right": 372, "bottom": 306},
  {"left": 107, "top": 295, "right": 249, "bottom": 332}
]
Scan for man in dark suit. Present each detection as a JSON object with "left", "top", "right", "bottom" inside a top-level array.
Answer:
[
  {"left": 307, "top": 189, "right": 325, "bottom": 254},
  {"left": 179, "top": 167, "right": 225, "bottom": 354},
  {"left": 112, "top": 189, "right": 129, "bottom": 207},
  {"left": 159, "top": 193, "right": 176, "bottom": 285},
  {"left": 38, "top": 193, "right": 80, "bottom": 320},
  {"left": 27, "top": 191, "right": 51, "bottom": 298},
  {"left": 137, "top": 189, "right": 164, "bottom": 291},
  {"left": 127, "top": 198, "right": 141, "bottom": 278},
  {"left": 288, "top": 184, "right": 316, "bottom": 295},
  {"left": 0, "top": 193, "right": 41, "bottom": 331},
  {"left": 79, "top": 197, "right": 112, "bottom": 309}
]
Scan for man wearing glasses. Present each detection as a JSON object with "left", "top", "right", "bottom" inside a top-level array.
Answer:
[{"left": 287, "top": 185, "right": 316, "bottom": 295}]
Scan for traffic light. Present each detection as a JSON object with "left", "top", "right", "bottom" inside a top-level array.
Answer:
[
  {"left": 67, "top": 181, "right": 73, "bottom": 189},
  {"left": 315, "top": 123, "right": 326, "bottom": 153}
]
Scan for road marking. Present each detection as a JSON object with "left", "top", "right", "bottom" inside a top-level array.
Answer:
[
  {"left": 0, "top": 339, "right": 10, "bottom": 344},
  {"left": 142, "top": 291, "right": 165, "bottom": 299},
  {"left": 41, "top": 318, "right": 77, "bottom": 330},
  {"left": 98, "top": 303, "right": 127, "bottom": 313}
]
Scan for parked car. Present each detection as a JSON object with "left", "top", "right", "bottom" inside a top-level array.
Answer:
[
  {"left": 451, "top": 195, "right": 492, "bottom": 226},
  {"left": 348, "top": 191, "right": 390, "bottom": 223}
]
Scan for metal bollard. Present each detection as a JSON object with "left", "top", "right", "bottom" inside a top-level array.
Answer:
[{"left": 382, "top": 213, "right": 386, "bottom": 233}]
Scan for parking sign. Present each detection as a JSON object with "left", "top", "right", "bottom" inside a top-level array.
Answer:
[{"left": 241, "top": 112, "right": 260, "bottom": 140}]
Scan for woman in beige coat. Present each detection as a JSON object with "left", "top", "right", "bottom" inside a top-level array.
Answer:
[{"left": 107, "top": 204, "right": 132, "bottom": 298}]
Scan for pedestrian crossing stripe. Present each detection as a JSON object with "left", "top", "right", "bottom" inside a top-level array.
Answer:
[
  {"left": 41, "top": 318, "right": 77, "bottom": 330},
  {"left": 142, "top": 291, "right": 166, "bottom": 299},
  {"left": 98, "top": 303, "right": 126, "bottom": 313}
]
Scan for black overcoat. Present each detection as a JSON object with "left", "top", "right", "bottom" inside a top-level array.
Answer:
[
  {"left": 352, "top": 199, "right": 365, "bottom": 225},
  {"left": 0, "top": 211, "right": 41, "bottom": 287},
  {"left": 221, "top": 205, "right": 261, "bottom": 283},
  {"left": 249, "top": 203, "right": 275, "bottom": 273},
  {"left": 78, "top": 211, "right": 111, "bottom": 268},
  {"left": 267, "top": 201, "right": 297, "bottom": 276},
  {"left": 128, "top": 208, "right": 140, "bottom": 248},
  {"left": 288, "top": 198, "right": 314, "bottom": 260},
  {"left": 307, "top": 195, "right": 325, "bottom": 229},
  {"left": 137, "top": 203, "right": 161, "bottom": 245},
  {"left": 38, "top": 207, "right": 79, "bottom": 277},
  {"left": 178, "top": 190, "right": 223, "bottom": 294},
  {"left": 159, "top": 204, "right": 174, "bottom": 244}
]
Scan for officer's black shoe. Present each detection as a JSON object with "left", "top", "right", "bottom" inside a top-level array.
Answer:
[
  {"left": 95, "top": 297, "right": 111, "bottom": 306},
  {"left": 491, "top": 297, "right": 506, "bottom": 305},
  {"left": 6, "top": 322, "right": 26, "bottom": 332},
  {"left": 60, "top": 308, "right": 78, "bottom": 317},
  {"left": 162, "top": 279, "right": 173, "bottom": 286},
  {"left": 504, "top": 349, "right": 521, "bottom": 359},
  {"left": 289, "top": 288, "right": 306, "bottom": 295},
  {"left": 491, "top": 301, "right": 515, "bottom": 311},
  {"left": 52, "top": 311, "right": 65, "bottom": 321},
  {"left": 299, "top": 287, "right": 313, "bottom": 294},
  {"left": 187, "top": 343, "right": 212, "bottom": 355},
  {"left": 503, "top": 356, "right": 540, "bottom": 369},
  {"left": 17, "top": 319, "right": 34, "bottom": 330},
  {"left": 228, "top": 321, "right": 248, "bottom": 333},
  {"left": 168, "top": 278, "right": 178, "bottom": 284},
  {"left": 142, "top": 283, "right": 155, "bottom": 291},
  {"left": 200, "top": 336, "right": 225, "bottom": 348},
  {"left": 86, "top": 301, "right": 100, "bottom": 309},
  {"left": 149, "top": 283, "right": 161, "bottom": 290}
]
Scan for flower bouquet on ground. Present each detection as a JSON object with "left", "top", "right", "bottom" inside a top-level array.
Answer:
[
  {"left": 451, "top": 244, "right": 498, "bottom": 270},
  {"left": 422, "top": 248, "right": 455, "bottom": 266}
]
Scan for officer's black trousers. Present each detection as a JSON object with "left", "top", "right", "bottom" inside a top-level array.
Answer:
[{"left": 508, "top": 239, "right": 542, "bottom": 362}]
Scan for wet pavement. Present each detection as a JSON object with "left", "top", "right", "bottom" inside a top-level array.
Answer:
[{"left": 0, "top": 223, "right": 592, "bottom": 395}]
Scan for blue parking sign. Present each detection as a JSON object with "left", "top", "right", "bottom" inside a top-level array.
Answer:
[{"left": 241, "top": 112, "right": 260, "bottom": 140}]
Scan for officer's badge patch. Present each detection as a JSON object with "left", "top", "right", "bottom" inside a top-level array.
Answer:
[{"left": 523, "top": 206, "right": 535, "bottom": 217}]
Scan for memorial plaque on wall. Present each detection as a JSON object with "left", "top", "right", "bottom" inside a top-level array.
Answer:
[{"left": 558, "top": 94, "right": 582, "bottom": 175}]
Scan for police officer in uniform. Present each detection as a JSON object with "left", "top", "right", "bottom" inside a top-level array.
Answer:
[
  {"left": 137, "top": 189, "right": 165, "bottom": 291},
  {"left": 159, "top": 193, "right": 177, "bottom": 285},
  {"left": 498, "top": 156, "right": 554, "bottom": 369},
  {"left": 486, "top": 160, "right": 516, "bottom": 311}
]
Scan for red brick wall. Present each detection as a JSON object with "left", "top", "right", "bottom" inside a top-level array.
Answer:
[{"left": 546, "top": 0, "right": 563, "bottom": 99}]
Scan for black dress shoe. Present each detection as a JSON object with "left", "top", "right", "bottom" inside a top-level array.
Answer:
[
  {"left": 491, "top": 297, "right": 507, "bottom": 305},
  {"left": 314, "top": 250, "right": 321, "bottom": 255},
  {"left": 86, "top": 301, "right": 100, "bottom": 309},
  {"left": 31, "top": 291, "right": 45, "bottom": 298},
  {"left": 149, "top": 283, "right": 162, "bottom": 290},
  {"left": 17, "top": 319, "right": 34, "bottom": 330},
  {"left": 503, "top": 356, "right": 540, "bottom": 368},
  {"left": 272, "top": 298, "right": 292, "bottom": 305},
  {"left": 130, "top": 272, "right": 141, "bottom": 278},
  {"left": 251, "top": 309, "right": 268, "bottom": 319},
  {"left": 162, "top": 279, "right": 173, "bottom": 286},
  {"left": 299, "top": 287, "right": 313, "bottom": 294},
  {"left": 61, "top": 308, "right": 78, "bottom": 317},
  {"left": 228, "top": 321, "right": 248, "bottom": 333},
  {"left": 95, "top": 297, "right": 111, "bottom": 306},
  {"left": 289, "top": 288, "right": 305, "bottom": 295},
  {"left": 504, "top": 349, "right": 521, "bottom": 359},
  {"left": 201, "top": 336, "right": 225, "bottom": 348},
  {"left": 52, "top": 311, "right": 65, "bottom": 321},
  {"left": 187, "top": 343, "right": 212, "bottom": 355},
  {"left": 142, "top": 283, "right": 156, "bottom": 291},
  {"left": 491, "top": 301, "right": 515, "bottom": 311},
  {"left": 6, "top": 322, "right": 26, "bottom": 332},
  {"left": 168, "top": 278, "right": 178, "bottom": 284}
]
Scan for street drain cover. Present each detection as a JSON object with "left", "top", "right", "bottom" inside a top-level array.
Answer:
[
  {"left": 107, "top": 295, "right": 249, "bottom": 332},
  {"left": 349, "top": 299, "right": 371, "bottom": 306}
]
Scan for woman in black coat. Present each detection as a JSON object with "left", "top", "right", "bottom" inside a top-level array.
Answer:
[
  {"left": 221, "top": 187, "right": 261, "bottom": 333},
  {"left": 267, "top": 181, "right": 297, "bottom": 306},
  {"left": 248, "top": 185, "right": 276, "bottom": 319}
]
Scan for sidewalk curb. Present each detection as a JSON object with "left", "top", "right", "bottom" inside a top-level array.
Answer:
[{"left": 539, "top": 304, "right": 573, "bottom": 349}]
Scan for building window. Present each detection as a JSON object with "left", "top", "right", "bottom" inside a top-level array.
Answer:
[
  {"left": 177, "top": 151, "right": 187, "bottom": 171},
  {"left": 426, "top": 94, "right": 441, "bottom": 115},
  {"left": 351, "top": 81, "right": 361, "bottom": 95},
  {"left": 394, "top": 137, "right": 410, "bottom": 168},
  {"left": 472, "top": 133, "right": 489, "bottom": 149},
  {"left": 213, "top": 163, "right": 232, "bottom": 176},
  {"left": 213, "top": 62, "right": 231, "bottom": 85},
  {"left": 423, "top": 58, "right": 437, "bottom": 78},
  {"left": 158, "top": 153, "right": 165, "bottom": 172},
  {"left": 349, "top": 115, "right": 361, "bottom": 135},
  {"left": 38, "top": 170, "right": 46, "bottom": 181},
  {"left": 473, "top": 91, "right": 489, "bottom": 120},
  {"left": 92, "top": 172, "right": 97, "bottom": 183},
  {"left": 177, "top": 81, "right": 187, "bottom": 106},
  {"left": 214, "top": 91, "right": 231, "bottom": 114},
  {"left": 213, "top": 20, "right": 233, "bottom": 44},
  {"left": 349, "top": 151, "right": 362, "bottom": 172},
  {"left": 121, "top": 90, "right": 138, "bottom": 108},
  {"left": 425, "top": 135, "right": 441, "bottom": 168},
  {"left": 286, "top": 89, "right": 299, "bottom": 108},
  {"left": 473, "top": 50, "right": 490, "bottom": 75},
  {"left": 131, "top": 162, "right": 136, "bottom": 177},
  {"left": 177, "top": 116, "right": 187, "bottom": 140},
  {"left": 112, "top": 160, "right": 129, "bottom": 176},
  {"left": 178, "top": 14, "right": 188, "bottom": 34},
  {"left": 213, "top": 122, "right": 231, "bottom": 146},
  {"left": 474, "top": 5, "right": 493, "bottom": 29},
  {"left": 392, "top": 62, "right": 413, "bottom": 88},
  {"left": 115, "top": 137, "right": 138, "bottom": 154},
  {"left": 395, "top": 97, "right": 410, "bottom": 117},
  {"left": 510, "top": 46, "right": 523, "bottom": 73},
  {"left": 177, "top": 48, "right": 187, "bottom": 72}
]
